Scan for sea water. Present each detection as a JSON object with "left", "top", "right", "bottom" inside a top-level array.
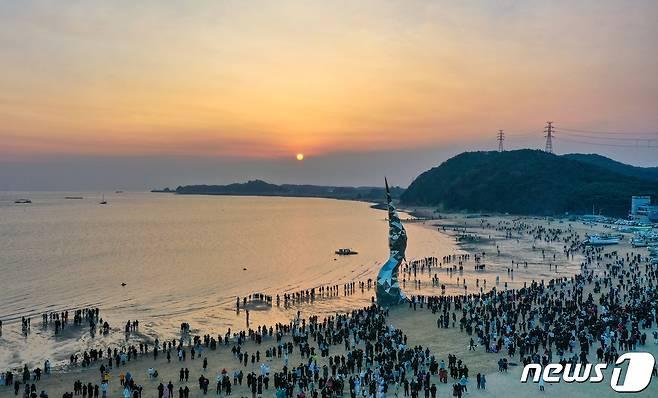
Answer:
[{"left": 0, "top": 192, "right": 457, "bottom": 368}]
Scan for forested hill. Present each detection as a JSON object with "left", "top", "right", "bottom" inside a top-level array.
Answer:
[
  {"left": 400, "top": 150, "right": 658, "bottom": 217},
  {"left": 563, "top": 153, "right": 658, "bottom": 182},
  {"left": 154, "top": 179, "right": 403, "bottom": 202}
]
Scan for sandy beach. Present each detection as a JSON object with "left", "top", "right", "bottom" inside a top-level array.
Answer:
[{"left": 2, "top": 212, "right": 657, "bottom": 398}]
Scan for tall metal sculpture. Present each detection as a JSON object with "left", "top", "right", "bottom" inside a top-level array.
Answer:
[{"left": 376, "top": 178, "right": 407, "bottom": 306}]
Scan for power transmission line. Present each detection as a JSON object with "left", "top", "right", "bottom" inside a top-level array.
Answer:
[
  {"left": 503, "top": 132, "right": 537, "bottom": 138},
  {"left": 481, "top": 123, "right": 658, "bottom": 151},
  {"left": 555, "top": 130, "right": 658, "bottom": 141},
  {"left": 553, "top": 136, "right": 658, "bottom": 148},
  {"left": 558, "top": 127, "right": 658, "bottom": 136}
]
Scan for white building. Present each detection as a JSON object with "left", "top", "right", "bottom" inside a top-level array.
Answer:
[
  {"left": 630, "top": 195, "right": 658, "bottom": 223},
  {"left": 631, "top": 195, "right": 651, "bottom": 216},
  {"left": 636, "top": 204, "right": 658, "bottom": 223}
]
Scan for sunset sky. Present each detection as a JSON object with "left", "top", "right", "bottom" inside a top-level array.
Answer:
[{"left": 1, "top": 1, "right": 657, "bottom": 190}]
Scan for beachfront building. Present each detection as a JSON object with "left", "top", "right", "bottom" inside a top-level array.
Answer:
[
  {"left": 630, "top": 195, "right": 658, "bottom": 223},
  {"left": 634, "top": 204, "right": 658, "bottom": 223},
  {"left": 631, "top": 195, "right": 651, "bottom": 215}
]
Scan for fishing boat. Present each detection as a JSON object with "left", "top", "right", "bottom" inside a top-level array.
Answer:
[
  {"left": 335, "top": 248, "right": 358, "bottom": 255},
  {"left": 14, "top": 198, "right": 32, "bottom": 204},
  {"left": 584, "top": 234, "right": 621, "bottom": 246},
  {"left": 631, "top": 237, "right": 648, "bottom": 248},
  {"left": 618, "top": 225, "right": 653, "bottom": 233}
]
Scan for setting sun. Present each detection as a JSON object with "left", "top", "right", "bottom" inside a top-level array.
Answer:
[{"left": 296, "top": 153, "right": 304, "bottom": 161}]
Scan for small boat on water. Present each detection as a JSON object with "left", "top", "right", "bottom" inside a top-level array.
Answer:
[
  {"left": 456, "top": 234, "right": 480, "bottom": 242},
  {"left": 99, "top": 194, "right": 108, "bottom": 205},
  {"left": 618, "top": 225, "right": 653, "bottom": 233},
  {"left": 65, "top": 196, "right": 84, "bottom": 199},
  {"left": 335, "top": 248, "right": 358, "bottom": 255},
  {"left": 14, "top": 198, "right": 32, "bottom": 204},
  {"left": 584, "top": 234, "right": 621, "bottom": 246}
]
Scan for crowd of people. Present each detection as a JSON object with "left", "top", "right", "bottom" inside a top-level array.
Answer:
[{"left": 3, "top": 300, "right": 482, "bottom": 398}]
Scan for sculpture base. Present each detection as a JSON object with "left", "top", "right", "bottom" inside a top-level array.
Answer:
[{"left": 376, "top": 282, "right": 407, "bottom": 307}]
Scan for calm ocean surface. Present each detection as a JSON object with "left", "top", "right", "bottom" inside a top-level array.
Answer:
[{"left": 0, "top": 192, "right": 459, "bottom": 369}]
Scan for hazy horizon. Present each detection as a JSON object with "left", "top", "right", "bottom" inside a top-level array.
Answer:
[
  {"left": 2, "top": 146, "right": 658, "bottom": 192},
  {"left": 2, "top": 1, "right": 657, "bottom": 190}
]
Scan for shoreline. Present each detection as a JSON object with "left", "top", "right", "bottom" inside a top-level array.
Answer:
[{"left": 2, "top": 213, "right": 658, "bottom": 397}]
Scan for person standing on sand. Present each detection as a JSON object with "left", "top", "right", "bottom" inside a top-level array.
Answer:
[
  {"left": 459, "top": 376, "right": 468, "bottom": 393},
  {"left": 453, "top": 383, "right": 462, "bottom": 398}
]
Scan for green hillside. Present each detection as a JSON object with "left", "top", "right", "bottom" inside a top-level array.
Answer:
[{"left": 400, "top": 150, "right": 657, "bottom": 217}]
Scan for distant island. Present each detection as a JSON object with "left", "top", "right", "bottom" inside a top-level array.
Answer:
[
  {"left": 401, "top": 149, "right": 658, "bottom": 217},
  {"left": 152, "top": 179, "right": 403, "bottom": 202}
]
